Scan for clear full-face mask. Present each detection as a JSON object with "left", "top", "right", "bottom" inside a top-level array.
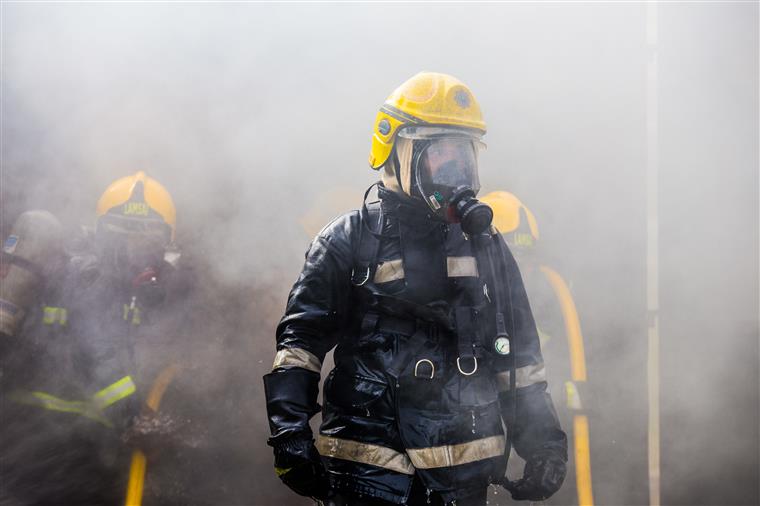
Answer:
[
  {"left": 397, "top": 127, "right": 493, "bottom": 234},
  {"left": 95, "top": 213, "right": 171, "bottom": 280}
]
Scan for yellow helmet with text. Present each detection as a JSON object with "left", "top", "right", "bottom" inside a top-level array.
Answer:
[
  {"left": 368, "top": 71, "right": 486, "bottom": 170},
  {"left": 96, "top": 171, "right": 176, "bottom": 241},
  {"left": 480, "top": 191, "right": 539, "bottom": 249}
]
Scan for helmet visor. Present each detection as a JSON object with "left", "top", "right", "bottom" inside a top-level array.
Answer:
[
  {"left": 97, "top": 214, "right": 171, "bottom": 243},
  {"left": 414, "top": 138, "right": 481, "bottom": 211}
]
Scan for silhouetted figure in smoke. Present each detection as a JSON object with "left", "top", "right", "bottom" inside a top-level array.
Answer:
[
  {"left": 481, "top": 191, "right": 595, "bottom": 506},
  {"left": 1, "top": 172, "right": 218, "bottom": 505},
  {"left": 0, "top": 210, "right": 114, "bottom": 505},
  {"left": 263, "top": 72, "right": 568, "bottom": 505}
]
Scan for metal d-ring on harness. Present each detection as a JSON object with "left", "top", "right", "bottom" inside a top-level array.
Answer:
[
  {"left": 456, "top": 356, "right": 478, "bottom": 376},
  {"left": 414, "top": 359, "right": 435, "bottom": 379},
  {"left": 454, "top": 305, "right": 481, "bottom": 377},
  {"left": 351, "top": 266, "right": 371, "bottom": 286}
]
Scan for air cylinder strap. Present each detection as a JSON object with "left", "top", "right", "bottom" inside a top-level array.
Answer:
[
  {"left": 352, "top": 195, "right": 383, "bottom": 286},
  {"left": 1, "top": 251, "right": 45, "bottom": 279}
]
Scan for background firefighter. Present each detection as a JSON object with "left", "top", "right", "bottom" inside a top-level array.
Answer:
[
  {"left": 1, "top": 172, "right": 220, "bottom": 505},
  {"left": 0, "top": 209, "right": 121, "bottom": 505},
  {"left": 482, "top": 191, "right": 595, "bottom": 506},
  {"left": 264, "top": 72, "right": 568, "bottom": 505}
]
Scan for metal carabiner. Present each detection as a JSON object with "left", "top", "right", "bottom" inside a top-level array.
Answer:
[
  {"left": 351, "top": 266, "right": 371, "bottom": 286},
  {"left": 414, "top": 359, "right": 435, "bottom": 379},
  {"left": 456, "top": 356, "right": 478, "bottom": 376}
]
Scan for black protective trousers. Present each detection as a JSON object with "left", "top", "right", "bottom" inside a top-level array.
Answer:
[{"left": 321, "top": 477, "right": 488, "bottom": 506}]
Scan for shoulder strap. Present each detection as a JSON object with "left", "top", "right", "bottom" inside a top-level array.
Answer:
[
  {"left": 1, "top": 251, "right": 44, "bottom": 279},
  {"left": 350, "top": 202, "right": 383, "bottom": 286}
]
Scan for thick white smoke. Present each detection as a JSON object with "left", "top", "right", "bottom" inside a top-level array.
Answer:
[{"left": 2, "top": 3, "right": 757, "bottom": 505}]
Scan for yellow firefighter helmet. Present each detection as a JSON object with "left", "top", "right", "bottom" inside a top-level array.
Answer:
[
  {"left": 369, "top": 72, "right": 487, "bottom": 170},
  {"left": 480, "top": 191, "right": 539, "bottom": 249},
  {"left": 96, "top": 171, "right": 176, "bottom": 240}
]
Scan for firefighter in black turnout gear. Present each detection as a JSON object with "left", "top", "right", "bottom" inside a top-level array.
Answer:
[
  {"left": 264, "top": 72, "right": 568, "bottom": 505},
  {"left": 1, "top": 172, "right": 214, "bottom": 505}
]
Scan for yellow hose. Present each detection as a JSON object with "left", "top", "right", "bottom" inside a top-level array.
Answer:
[
  {"left": 540, "top": 266, "right": 594, "bottom": 505},
  {"left": 540, "top": 266, "right": 587, "bottom": 382},
  {"left": 124, "top": 364, "right": 180, "bottom": 506},
  {"left": 574, "top": 415, "right": 595, "bottom": 506}
]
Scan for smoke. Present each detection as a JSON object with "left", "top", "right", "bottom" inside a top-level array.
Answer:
[{"left": 1, "top": 2, "right": 757, "bottom": 505}]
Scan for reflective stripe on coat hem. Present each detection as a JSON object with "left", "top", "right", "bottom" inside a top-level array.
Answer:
[
  {"left": 316, "top": 435, "right": 415, "bottom": 475},
  {"left": 406, "top": 435, "right": 505, "bottom": 469},
  {"left": 495, "top": 362, "right": 546, "bottom": 391},
  {"left": 272, "top": 347, "right": 322, "bottom": 373}
]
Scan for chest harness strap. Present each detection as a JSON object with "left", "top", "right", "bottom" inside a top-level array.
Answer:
[{"left": 351, "top": 185, "right": 384, "bottom": 287}]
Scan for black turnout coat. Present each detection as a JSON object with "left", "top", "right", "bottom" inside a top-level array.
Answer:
[{"left": 264, "top": 187, "right": 567, "bottom": 504}]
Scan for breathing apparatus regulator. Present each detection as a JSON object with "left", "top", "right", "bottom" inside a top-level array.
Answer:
[{"left": 395, "top": 126, "right": 493, "bottom": 236}]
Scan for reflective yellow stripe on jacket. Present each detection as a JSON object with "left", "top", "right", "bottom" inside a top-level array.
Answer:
[
  {"left": 42, "top": 306, "right": 68, "bottom": 326},
  {"left": 11, "top": 376, "right": 137, "bottom": 427},
  {"left": 93, "top": 376, "right": 137, "bottom": 410}
]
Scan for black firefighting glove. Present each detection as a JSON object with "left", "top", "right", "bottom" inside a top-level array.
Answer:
[
  {"left": 504, "top": 450, "right": 566, "bottom": 501},
  {"left": 270, "top": 434, "right": 329, "bottom": 500}
]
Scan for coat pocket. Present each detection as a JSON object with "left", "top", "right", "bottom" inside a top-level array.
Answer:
[{"left": 325, "top": 369, "right": 388, "bottom": 411}]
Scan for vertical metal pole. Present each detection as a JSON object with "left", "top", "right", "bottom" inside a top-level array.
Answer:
[{"left": 646, "top": 2, "right": 661, "bottom": 506}]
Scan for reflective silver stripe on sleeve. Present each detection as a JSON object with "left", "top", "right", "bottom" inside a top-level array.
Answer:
[
  {"left": 496, "top": 362, "right": 547, "bottom": 391},
  {"left": 272, "top": 347, "right": 322, "bottom": 373},
  {"left": 316, "top": 434, "right": 415, "bottom": 475},
  {"left": 447, "top": 256, "right": 479, "bottom": 277},
  {"left": 374, "top": 258, "right": 405, "bottom": 283},
  {"left": 406, "top": 435, "right": 506, "bottom": 469}
]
